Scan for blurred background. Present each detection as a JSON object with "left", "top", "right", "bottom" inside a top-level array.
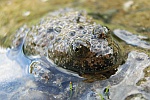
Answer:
[{"left": 0, "top": 0, "right": 150, "bottom": 47}]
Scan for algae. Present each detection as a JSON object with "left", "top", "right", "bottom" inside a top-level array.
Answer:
[{"left": 0, "top": 0, "right": 150, "bottom": 47}]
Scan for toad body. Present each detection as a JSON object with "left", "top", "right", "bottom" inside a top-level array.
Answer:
[{"left": 13, "top": 9, "right": 123, "bottom": 75}]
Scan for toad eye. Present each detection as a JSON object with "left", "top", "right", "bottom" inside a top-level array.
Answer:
[{"left": 103, "top": 26, "right": 110, "bottom": 34}]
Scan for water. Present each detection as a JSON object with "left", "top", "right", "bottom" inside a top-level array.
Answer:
[{"left": 0, "top": 29, "right": 150, "bottom": 100}]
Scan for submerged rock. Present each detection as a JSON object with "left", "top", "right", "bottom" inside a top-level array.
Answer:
[{"left": 113, "top": 29, "right": 150, "bottom": 49}]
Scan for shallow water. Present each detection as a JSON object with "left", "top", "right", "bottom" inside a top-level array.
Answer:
[
  {"left": 0, "top": 30, "right": 150, "bottom": 100},
  {"left": 0, "top": 0, "right": 150, "bottom": 99}
]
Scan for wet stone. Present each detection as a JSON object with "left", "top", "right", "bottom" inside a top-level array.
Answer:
[{"left": 113, "top": 29, "right": 150, "bottom": 49}]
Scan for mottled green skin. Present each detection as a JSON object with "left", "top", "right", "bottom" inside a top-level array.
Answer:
[{"left": 13, "top": 9, "right": 123, "bottom": 75}]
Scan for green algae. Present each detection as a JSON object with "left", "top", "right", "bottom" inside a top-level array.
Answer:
[{"left": 0, "top": 0, "right": 74, "bottom": 47}]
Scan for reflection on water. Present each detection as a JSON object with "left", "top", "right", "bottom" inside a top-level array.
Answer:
[{"left": 0, "top": 32, "right": 150, "bottom": 100}]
